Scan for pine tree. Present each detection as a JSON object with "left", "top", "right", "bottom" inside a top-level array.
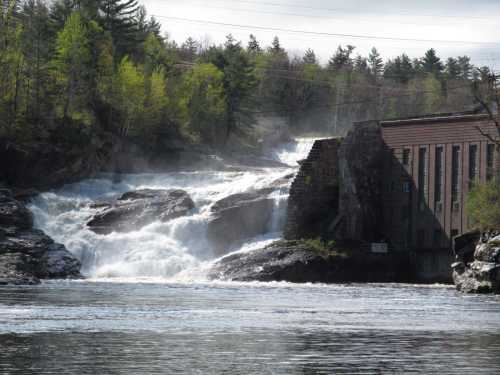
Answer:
[
  {"left": 445, "top": 57, "right": 461, "bottom": 80},
  {"left": 99, "top": 0, "right": 140, "bottom": 57},
  {"left": 302, "top": 48, "right": 317, "bottom": 65},
  {"left": 328, "top": 45, "right": 355, "bottom": 71},
  {"left": 269, "top": 36, "right": 284, "bottom": 54},
  {"left": 180, "top": 37, "right": 198, "bottom": 62},
  {"left": 247, "top": 34, "right": 261, "bottom": 54},
  {"left": 368, "top": 47, "right": 383, "bottom": 77},
  {"left": 457, "top": 56, "right": 473, "bottom": 80},
  {"left": 422, "top": 48, "right": 444, "bottom": 75}
]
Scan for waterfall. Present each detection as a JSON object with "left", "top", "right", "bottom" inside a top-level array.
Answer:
[{"left": 28, "top": 139, "right": 316, "bottom": 281}]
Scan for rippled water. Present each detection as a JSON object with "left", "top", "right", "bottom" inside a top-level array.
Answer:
[{"left": 1, "top": 282, "right": 500, "bottom": 374}]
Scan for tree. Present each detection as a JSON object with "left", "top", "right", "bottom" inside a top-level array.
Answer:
[
  {"left": 303, "top": 48, "right": 317, "bottom": 65},
  {"left": 467, "top": 180, "right": 500, "bottom": 231},
  {"left": 52, "top": 11, "right": 92, "bottom": 123},
  {"left": 422, "top": 48, "right": 444, "bottom": 75},
  {"left": 247, "top": 34, "right": 261, "bottom": 54},
  {"left": 99, "top": 0, "right": 140, "bottom": 57},
  {"left": 0, "top": 0, "right": 25, "bottom": 133},
  {"left": 180, "top": 37, "right": 198, "bottom": 62},
  {"left": 458, "top": 56, "right": 473, "bottom": 80},
  {"left": 445, "top": 57, "right": 461, "bottom": 80},
  {"left": 180, "top": 63, "right": 226, "bottom": 145},
  {"left": 112, "top": 56, "right": 145, "bottom": 136},
  {"left": 269, "top": 36, "right": 284, "bottom": 54},
  {"left": 368, "top": 47, "right": 383, "bottom": 77},
  {"left": 328, "top": 45, "right": 355, "bottom": 71}
]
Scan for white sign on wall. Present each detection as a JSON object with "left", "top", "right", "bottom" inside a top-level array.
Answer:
[{"left": 371, "top": 243, "right": 388, "bottom": 254}]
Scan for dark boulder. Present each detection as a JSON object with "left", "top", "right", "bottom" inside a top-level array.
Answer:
[
  {"left": 209, "top": 240, "right": 412, "bottom": 283},
  {"left": 206, "top": 173, "right": 294, "bottom": 257},
  {"left": 87, "top": 189, "right": 195, "bottom": 234},
  {"left": 0, "top": 189, "right": 81, "bottom": 285},
  {"left": 0, "top": 189, "right": 33, "bottom": 229},
  {"left": 207, "top": 191, "right": 275, "bottom": 257}
]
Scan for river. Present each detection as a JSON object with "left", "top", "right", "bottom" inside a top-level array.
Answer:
[{"left": 1, "top": 139, "right": 500, "bottom": 374}]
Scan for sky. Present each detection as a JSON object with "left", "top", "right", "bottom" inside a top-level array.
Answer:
[{"left": 141, "top": 0, "right": 500, "bottom": 69}]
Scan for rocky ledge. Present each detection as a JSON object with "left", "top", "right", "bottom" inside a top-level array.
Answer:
[
  {"left": 207, "top": 175, "right": 293, "bottom": 256},
  {"left": 453, "top": 232, "right": 500, "bottom": 294},
  {"left": 87, "top": 189, "right": 195, "bottom": 234},
  {"left": 0, "top": 189, "right": 81, "bottom": 285},
  {"left": 209, "top": 240, "right": 412, "bottom": 283}
]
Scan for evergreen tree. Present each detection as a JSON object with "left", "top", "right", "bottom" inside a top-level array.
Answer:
[
  {"left": 99, "top": 0, "right": 140, "bottom": 56},
  {"left": 445, "top": 57, "right": 461, "bottom": 80},
  {"left": 368, "top": 47, "right": 383, "bottom": 77},
  {"left": 180, "top": 37, "right": 198, "bottom": 62},
  {"left": 302, "top": 48, "right": 317, "bottom": 65},
  {"left": 328, "top": 45, "right": 355, "bottom": 71},
  {"left": 269, "top": 36, "right": 284, "bottom": 54},
  {"left": 457, "top": 56, "right": 473, "bottom": 80},
  {"left": 247, "top": 34, "right": 261, "bottom": 54},
  {"left": 422, "top": 48, "right": 444, "bottom": 75},
  {"left": 354, "top": 55, "right": 369, "bottom": 75}
]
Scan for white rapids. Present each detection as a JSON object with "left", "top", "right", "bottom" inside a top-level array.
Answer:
[{"left": 28, "top": 139, "right": 316, "bottom": 281}]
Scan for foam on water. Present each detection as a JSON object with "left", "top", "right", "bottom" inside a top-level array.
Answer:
[{"left": 28, "top": 139, "right": 316, "bottom": 281}]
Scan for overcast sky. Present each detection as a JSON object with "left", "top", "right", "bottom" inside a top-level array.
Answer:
[{"left": 141, "top": 0, "right": 500, "bottom": 69}]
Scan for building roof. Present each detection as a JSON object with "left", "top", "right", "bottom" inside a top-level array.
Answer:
[{"left": 379, "top": 113, "right": 491, "bottom": 127}]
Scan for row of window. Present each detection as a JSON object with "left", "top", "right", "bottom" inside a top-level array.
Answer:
[{"left": 392, "top": 143, "right": 496, "bottom": 202}]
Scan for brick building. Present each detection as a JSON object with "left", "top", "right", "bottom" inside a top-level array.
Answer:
[{"left": 379, "top": 113, "right": 499, "bottom": 280}]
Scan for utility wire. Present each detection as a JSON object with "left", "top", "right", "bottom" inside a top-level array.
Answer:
[
  {"left": 154, "top": 15, "right": 500, "bottom": 46},
  {"left": 152, "top": 0, "right": 489, "bottom": 27}
]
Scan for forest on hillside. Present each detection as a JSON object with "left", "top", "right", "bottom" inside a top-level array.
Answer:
[{"left": 1, "top": 0, "right": 496, "bottom": 152}]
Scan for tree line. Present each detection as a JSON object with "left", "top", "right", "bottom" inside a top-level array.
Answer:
[{"left": 1, "top": 0, "right": 495, "bottom": 151}]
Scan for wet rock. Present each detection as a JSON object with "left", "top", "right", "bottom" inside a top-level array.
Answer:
[
  {"left": 209, "top": 240, "right": 412, "bottom": 283},
  {"left": 87, "top": 189, "right": 195, "bottom": 234},
  {"left": 207, "top": 191, "right": 275, "bottom": 256},
  {"left": 0, "top": 189, "right": 33, "bottom": 230},
  {"left": 453, "top": 234, "right": 500, "bottom": 294},
  {"left": 0, "top": 189, "right": 81, "bottom": 285}
]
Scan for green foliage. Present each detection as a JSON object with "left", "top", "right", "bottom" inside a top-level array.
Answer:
[
  {"left": 113, "top": 56, "right": 145, "bottom": 136},
  {"left": 52, "top": 11, "right": 92, "bottom": 124},
  {"left": 0, "top": 0, "right": 490, "bottom": 155},
  {"left": 302, "top": 237, "right": 338, "bottom": 256},
  {"left": 467, "top": 180, "right": 500, "bottom": 231},
  {"left": 180, "top": 63, "right": 226, "bottom": 145}
]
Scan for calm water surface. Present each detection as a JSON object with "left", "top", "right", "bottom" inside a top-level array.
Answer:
[{"left": 1, "top": 281, "right": 500, "bottom": 374}]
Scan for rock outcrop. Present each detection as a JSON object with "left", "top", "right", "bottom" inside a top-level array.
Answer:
[
  {"left": 284, "top": 139, "right": 341, "bottom": 240},
  {"left": 453, "top": 232, "right": 500, "bottom": 293},
  {"left": 87, "top": 189, "right": 195, "bottom": 234},
  {"left": 206, "top": 174, "right": 294, "bottom": 256},
  {"left": 207, "top": 191, "right": 275, "bottom": 256},
  {"left": 0, "top": 189, "right": 81, "bottom": 285},
  {"left": 209, "top": 240, "right": 412, "bottom": 283}
]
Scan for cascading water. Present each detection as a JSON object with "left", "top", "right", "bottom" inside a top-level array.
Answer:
[{"left": 28, "top": 138, "right": 316, "bottom": 281}]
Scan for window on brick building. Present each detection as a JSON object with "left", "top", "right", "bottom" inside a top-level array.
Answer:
[
  {"left": 469, "top": 144, "right": 478, "bottom": 189},
  {"left": 434, "top": 146, "right": 444, "bottom": 205},
  {"left": 403, "top": 149, "right": 410, "bottom": 166},
  {"left": 418, "top": 147, "right": 428, "bottom": 210},
  {"left": 487, "top": 144, "right": 495, "bottom": 180},
  {"left": 452, "top": 146, "right": 461, "bottom": 203}
]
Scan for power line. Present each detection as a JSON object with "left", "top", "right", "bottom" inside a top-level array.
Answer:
[
  {"left": 154, "top": 0, "right": 489, "bottom": 27},
  {"left": 162, "top": 0, "right": 493, "bottom": 22},
  {"left": 155, "top": 15, "right": 500, "bottom": 46}
]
